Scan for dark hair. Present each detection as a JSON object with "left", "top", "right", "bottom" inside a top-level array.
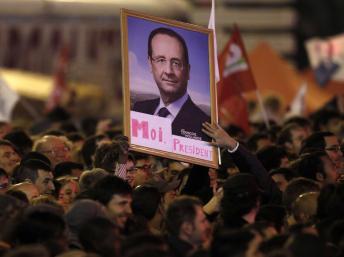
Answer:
[
  {"left": 21, "top": 151, "right": 51, "bottom": 167},
  {"left": 78, "top": 168, "right": 108, "bottom": 191},
  {"left": 81, "top": 134, "right": 108, "bottom": 169},
  {"left": 292, "top": 151, "right": 328, "bottom": 181},
  {"left": 256, "top": 145, "right": 288, "bottom": 171},
  {"left": 317, "top": 183, "right": 344, "bottom": 220},
  {"left": 66, "top": 132, "right": 84, "bottom": 142},
  {"left": 13, "top": 159, "right": 52, "bottom": 184},
  {"left": 0, "top": 139, "right": 21, "bottom": 157},
  {"left": 92, "top": 175, "right": 132, "bottom": 205},
  {"left": 4, "top": 130, "right": 33, "bottom": 156},
  {"left": 284, "top": 116, "right": 311, "bottom": 128},
  {"left": 165, "top": 196, "right": 202, "bottom": 236},
  {"left": 277, "top": 123, "right": 301, "bottom": 146},
  {"left": 312, "top": 109, "right": 340, "bottom": 131},
  {"left": 300, "top": 131, "right": 334, "bottom": 154},
  {"left": 269, "top": 168, "right": 296, "bottom": 182},
  {"left": 0, "top": 167, "right": 8, "bottom": 178},
  {"left": 79, "top": 217, "right": 119, "bottom": 257},
  {"left": 132, "top": 186, "right": 161, "bottom": 221},
  {"left": 93, "top": 142, "right": 121, "bottom": 173},
  {"left": 286, "top": 233, "right": 326, "bottom": 257},
  {"left": 255, "top": 204, "right": 287, "bottom": 233},
  {"left": 246, "top": 132, "right": 270, "bottom": 152},
  {"left": 211, "top": 229, "right": 255, "bottom": 257},
  {"left": 148, "top": 27, "right": 189, "bottom": 65},
  {"left": 8, "top": 210, "right": 66, "bottom": 256},
  {"left": 54, "top": 161, "right": 83, "bottom": 178},
  {"left": 283, "top": 177, "right": 320, "bottom": 213},
  {"left": 6, "top": 190, "right": 29, "bottom": 204}
]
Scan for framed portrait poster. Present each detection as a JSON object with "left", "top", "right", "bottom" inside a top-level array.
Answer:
[{"left": 121, "top": 9, "right": 218, "bottom": 168}]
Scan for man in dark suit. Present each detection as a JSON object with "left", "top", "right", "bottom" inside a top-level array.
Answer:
[{"left": 132, "top": 27, "right": 211, "bottom": 141}]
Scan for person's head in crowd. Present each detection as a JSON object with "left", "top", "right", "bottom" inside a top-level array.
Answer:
[
  {"left": 0, "top": 140, "right": 21, "bottom": 176},
  {"left": 312, "top": 109, "right": 343, "bottom": 137},
  {"left": 327, "top": 219, "right": 344, "bottom": 249},
  {"left": 59, "top": 121, "right": 78, "bottom": 134},
  {"left": 269, "top": 168, "right": 296, "bottom": 192},
  {"left": 283, "top": 177, "right": 320, "bottom": 224},
  {"left": 277, "top": 123, "right": 308, "bottom": 156},
  {"left": 257, "top": 234, "right": 289, "bottom": 257},
  {"left": 0, "top": 168, "right": 9, "bottom": 194},
  {"left": 13, "top": 159, "right": 54, "bottom": 195},
  {"left": 92, "top": 175, "right": 133, "bottom": 230},
  {"left": 224, "top": 125, "right": 246, "bottom": 142},
  {"left": 5, "top": 189, "right": 29, "bottom": 204},
  {"left": 127, "top": 153, "right": 153, "bottom": 188},
  {"left": 292, "top": 151, "right": 339, "bottom": 186},
  {"left": 78, "top": 168, "right": 108, "bottom": 192},
  {"left": 78, "top": 217, "right": 120, "bottom": 257},
  {"left": 211, "top": 229, "right": 259, "bottom": 257},
  {"left": 21, "top": 151, "right": 51, "bottom": 167},
  {"left": 81, "top": 134, "right": 110, "bottom": 169},
  {"left": 300, "top": 131, "right": 343, "bottom": 170},
  {"left": 93, "top": 142, "right": 122, "bottom": 174},
  {"left": 80, "top": 117, "right": 99, "bottom": 137},
  {"left": 2, "top": 245, "right": 50, "bottom": 257},
  {"left": 0, "top": 122, "right": 11, "bottom": 139},
  {"left": 291, "top": 192, "right": 319, "bottom": 225},
  {"left": 9, "top": 182, "right": 39, "bottom": 202},
  {"left": 121, "top": 233, "right": 168, "bottom": 257},
  {"left": 43, "top": 129, "right": 65, "bottom": 137},
  {"left": 219, "top": 151, "right": 239, "bottom": 177},
  {"left": 64, "top": 199, "right": 108, "bottom": 249},
  {"left": 256, "top": 145, "right": 289, "bottom": 172},
  {"left": 283, "top": 116, "right": 312, "bottom": 137},
  {"left": 144, "top": 176, "right": 180, "bottom": 211},
  {"left": 3, "top": 129, "right": 33, "bottom": 156},
  {"left": 246, "top": 132, "right": 273, "bottom": 153},
  {"left": 221, "top": 173, "right": 261, "bottom": 229},
  {"left": 132, "top": 185, "right": 162, "bottom": 233},
  {"left": 54, "top": 176, "right": 79, "bottom": 212},
  {"left": 285, "top": 233, "right": 326, "bottom": 257},
  {"left": 33, "top": 135, "right": 72, "bottom": 169},
  {"left": 165, "top": 196, "right": 210, "bottom": 252},
  {"left": 66, "top": 132, "right": 85, "bottom": 163},
  {"left": 54, "top": 161, "right": 84, "bottom": 179},
  {"left": 317, "top": 182, "right": 344, "bottom": 221},
  {"left": 255, "top": 204, "right": 287, "bottom": 234},
  {"left": 7, "top": 209, "right": 67, "bottom": 256}
]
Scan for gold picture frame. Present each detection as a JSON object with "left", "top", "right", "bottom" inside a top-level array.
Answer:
[{"left": 121, "top": 9, "right": 218, "bottom": 168}]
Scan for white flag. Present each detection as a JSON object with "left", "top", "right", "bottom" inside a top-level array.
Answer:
[
  {"left": 0, "top": 76, "right": 19, "bottom": 122},
  {"left": 285, "top": 82, "right": 308, "bottom": 118},
  {"left": 208, "top": 0, "right": 220, "bottom": 83}
]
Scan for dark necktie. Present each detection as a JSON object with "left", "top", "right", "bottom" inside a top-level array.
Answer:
[{"left": 157, "top": 107, "right": 170, "bottom": 117}]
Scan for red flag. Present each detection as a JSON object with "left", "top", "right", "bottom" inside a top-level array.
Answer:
[
  {"left": 217, "top": 25, "right": 257, "bottom": 134},
  {"left": 46, "top": 46, "right": 69, "bottom": 112}
]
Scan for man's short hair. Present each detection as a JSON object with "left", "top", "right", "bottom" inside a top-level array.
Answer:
[
  {"left": 277, "top": 123, "right": 302, "bottom": 145},
  {"left": 92, "top": 175, "right": 132, "bottom": 206},
  {"left": 54, "top": 161, "right": 83, "bottom": 178},
  {"left": 165, "top": 196, "right": 202, "bottom": 236},
  {"left": 300, "top": 131, "right": 334, "bottom": 154},
  {"left": 79, "top": 168, "right": 108, "bottom": 192},
  {"left": 256, "top": 145, "right": 288, "bottom": 172},
  {"left": 132, "top": 186, "right": 161, "bottom": 221},
  {"left": 93, "top": 142, "right": 122, "bottom": 173},
  {"left": 148, "top": 27, "right": 189, "bottom": 65},
  {"left": 312, "top": 109, "right": 341, "bottom": 131},
  {"left": 269, "top": 167, "right": 295, "bottom": 182},
  {"left": 81, "top": 134, "right": 108, "bottom": 169},
  {"left": 246, "top": 132, "right": 270, "bottom": 152},
  {"left": 292, "top": 151, "right": 328, "bottom": 181},
  {"left": 12, "top": 159, "right": 52, "bottom": 184}
]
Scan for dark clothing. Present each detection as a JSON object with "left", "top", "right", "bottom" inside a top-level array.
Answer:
[
  {"left": 166, "top": 234, "right": 195, "bottom": 257},
  {"left": 132, "top": 96, "right": 211, "bottom": 142},
  {"left": 224, "top": 144, "right": 282, "bottom": 204}
]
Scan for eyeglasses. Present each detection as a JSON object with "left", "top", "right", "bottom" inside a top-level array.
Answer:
[
  {"left": 151, "top": 57, "right": 184, "bottom": 71},
  {"left": 325, "top": 145, "right": 342, "bottom": 152},
  {"left": 42, "top": 146, "right": 70, "bottom": 156}
]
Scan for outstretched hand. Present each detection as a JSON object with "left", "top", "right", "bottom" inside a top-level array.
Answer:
[{"left": 202, "top": 122, "right": 238, "bottom": 149}]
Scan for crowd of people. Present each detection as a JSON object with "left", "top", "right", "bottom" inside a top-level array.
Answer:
[{"left": 0, "top": 104, "right": 343, "bottom": 257}]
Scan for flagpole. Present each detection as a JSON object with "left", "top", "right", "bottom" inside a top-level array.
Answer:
[{"left": 255, "top": 89, "right": 270, "bottom": 130}]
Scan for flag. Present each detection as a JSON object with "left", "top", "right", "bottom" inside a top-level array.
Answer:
[
  {"left": 285, "top": 82, "right": 308, "bottom": 118},
  {"left": 217, "top": 25, "right": 257, "bottom": 133},
  {"left": 45, "top": 46, "right": 69, "bottom": 112},
  {"left": 0, "top": 76, "right": 19, "bottom": 122},
  {"left": 208, "top": 0, "right": 220, "bottom": 83}
]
